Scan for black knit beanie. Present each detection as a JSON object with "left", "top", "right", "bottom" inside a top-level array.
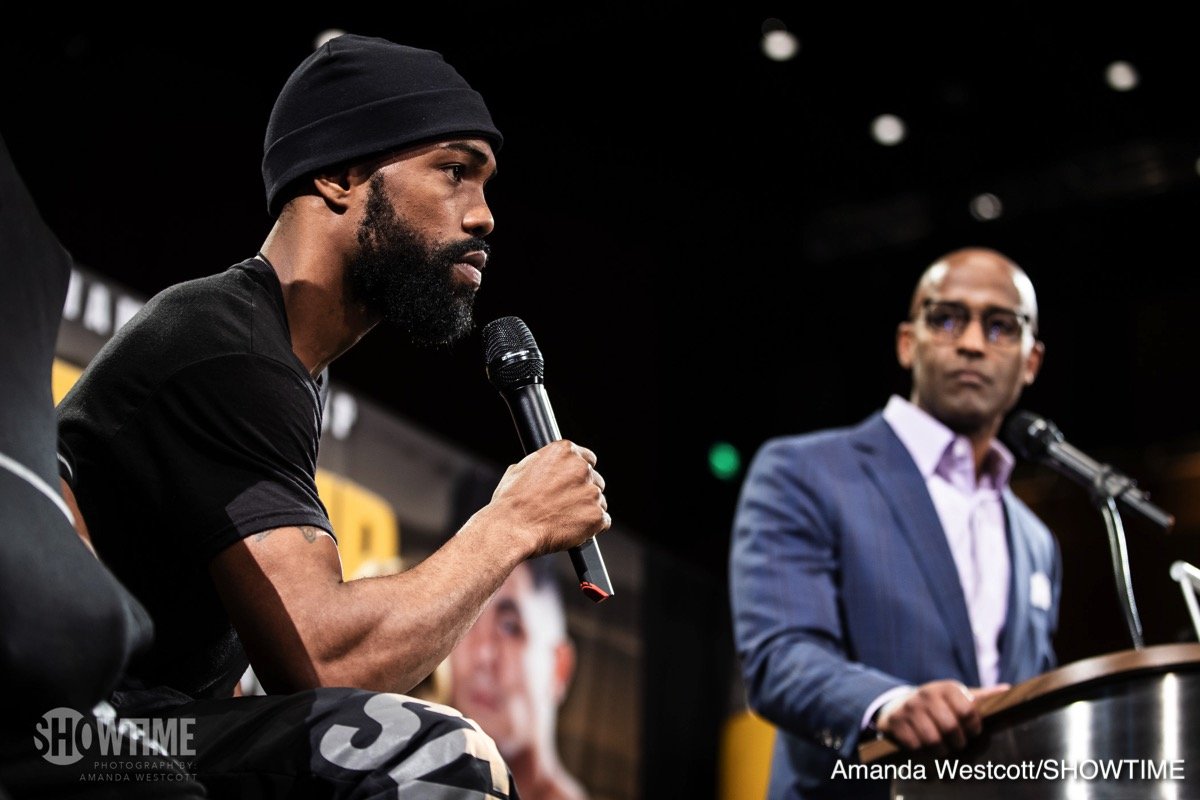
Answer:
[{"left": 262, "top": 34, "right": 503, "bottom": 217}]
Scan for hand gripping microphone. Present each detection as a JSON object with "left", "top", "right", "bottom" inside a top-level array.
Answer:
[
  {"left": 482, "top": 316, "right": 614, "bottom": 603},
  {"left": 1003, "top": 410, "right": 1175, "bottom": 531}
]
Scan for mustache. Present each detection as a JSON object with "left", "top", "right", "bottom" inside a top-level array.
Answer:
[{"left": 439, "top": 237, "right": 491, "bottom": 263}]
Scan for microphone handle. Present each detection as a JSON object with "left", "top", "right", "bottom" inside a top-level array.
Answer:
[
  {"left": 510, "top": 383, "right": 561, "bottom": 453},
  {"left": 506, "top": 383, "right": 614, "bottom": 602},
  {"left": 1046, "top": 441, "right": 1175, "bottom": 531}
]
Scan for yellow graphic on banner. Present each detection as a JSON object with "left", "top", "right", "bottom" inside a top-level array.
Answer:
[
  {"left": 719, "top": 710, "right": 776, "bottom": 800},
  {"left": 53, "top": 358, "right": 400, "bottom": 577},
  {"left": 52, "top": 359, "right": 82, "bottom": 404},
  {"left": 315, "top": 470, "right": 401, "bottom": 580}
]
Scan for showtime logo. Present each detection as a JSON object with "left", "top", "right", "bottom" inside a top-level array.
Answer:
[{"left": 33, "top": 706, "right": 194, "bottom": 766}]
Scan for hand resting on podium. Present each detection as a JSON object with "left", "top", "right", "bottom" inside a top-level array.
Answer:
[{"left": 875, "top": 679, "right": 1011, "bottom": 754}]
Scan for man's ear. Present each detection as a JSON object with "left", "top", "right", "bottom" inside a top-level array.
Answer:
[
  {"left": 312, "top": 168, "right": 356, "bottom": 212},
  {"left": 897, "top": 321, "right": 915, "bottom": 369},
  {"left": 552, "top": 640, "right": 576, "bottom": 706},
  {"left": 1023, "top": 339, "right": 1045, "bottom": 386}
]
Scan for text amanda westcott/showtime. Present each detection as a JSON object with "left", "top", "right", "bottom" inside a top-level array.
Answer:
[{"left": 832, "top": 758, "right": 1187, "bottom": 781}]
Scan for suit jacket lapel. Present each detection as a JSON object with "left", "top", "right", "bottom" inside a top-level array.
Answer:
[{"left": 853, "top": 414, "right": 981, "bottom": 685}]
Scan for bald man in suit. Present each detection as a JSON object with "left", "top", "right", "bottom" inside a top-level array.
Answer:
[{"left": 730, "top": 248, "right": 1061, "bottom": 799}]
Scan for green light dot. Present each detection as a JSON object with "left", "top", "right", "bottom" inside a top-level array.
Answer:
[{"left": 709, "top": 442, "right": 742, "bottom": 480}]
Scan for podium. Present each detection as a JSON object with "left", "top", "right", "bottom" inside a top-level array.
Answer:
[{"left": 859, "top": 643, "right": 1199, "bottom": 799}]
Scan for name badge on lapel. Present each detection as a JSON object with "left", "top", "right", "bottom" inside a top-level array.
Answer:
[{"left": 1030, "top": 572, "right": 1053, "bottom": 611}]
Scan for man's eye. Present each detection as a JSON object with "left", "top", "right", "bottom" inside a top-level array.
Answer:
[
  {"left": 444, "top": 164, "right": 465, "bottom": 181},
  {"left": 928, "top": 311, "right": 957, "bottom": 330},
  {"left": 498, "top": 613, "right": 524, "bottom": 638},
  {"left": 986, "top": 315, "right": 1021, "bottom": 338}
]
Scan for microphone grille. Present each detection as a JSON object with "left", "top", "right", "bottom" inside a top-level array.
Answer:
[
  {"left": 1003, "top": 410, "right": 1062, "bottom": 460},
  {"left": 482, "top": 316, "right": 544, "bottom": 389}
]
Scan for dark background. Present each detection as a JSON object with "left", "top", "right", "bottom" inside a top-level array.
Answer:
[{"left": 4, "top": 7, "right": 1199, "bottom": 795}]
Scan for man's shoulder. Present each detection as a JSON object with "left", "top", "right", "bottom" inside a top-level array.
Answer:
[
  {"left": 123, "top": 262, "right": 291, "bottom": 361},
  {"left": 756, "top": 412, "right": 886, "bottom": 458},
  {"left": 145, "top": 262, "right": 267, "bottom": 326},
  {"left": 742, "top": 412, "right": 888, "bottom": 489},
  {"left": 59, "top": 261, "right": 302, "bottom": 413}
]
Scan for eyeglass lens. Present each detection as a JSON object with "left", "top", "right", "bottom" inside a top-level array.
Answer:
[{"left": 923, "top": 301, "right": 1025, "bottom": 345}]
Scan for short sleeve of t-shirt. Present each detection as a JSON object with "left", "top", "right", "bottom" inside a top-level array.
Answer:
[{"left": 128, "top": 352, "right": 333, "bottom": 560}]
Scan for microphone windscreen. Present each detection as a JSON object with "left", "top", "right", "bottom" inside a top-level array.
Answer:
[
  {"left": 482, "top": 316, "right": 544, "bottom": 390},
  {"left": 1003, "top": 410, "right": 1063, "bottom": 461}
]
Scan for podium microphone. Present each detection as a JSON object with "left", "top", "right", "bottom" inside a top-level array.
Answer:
[
  {"left": 1003, "top": 410, "right": 1175, "bottom": 532},
  {"left": 482, "top": 316, "right": 614, "bottom": 603}
]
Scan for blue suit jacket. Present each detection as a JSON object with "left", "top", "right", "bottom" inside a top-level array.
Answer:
[{"left": 729, "top": 412, "right": 1061, "bottom": 799}]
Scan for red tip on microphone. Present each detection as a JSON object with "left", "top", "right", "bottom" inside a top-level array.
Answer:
[{"left": 580, "top": 581, "right": 611, "bottom": 603}]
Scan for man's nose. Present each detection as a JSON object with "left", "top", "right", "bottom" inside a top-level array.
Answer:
[
  {"left": 464, "top": 193, "right": 494, "bottom": 238},
  {"left": 956, "top": 315, "right": 988, "bottom": 354}
]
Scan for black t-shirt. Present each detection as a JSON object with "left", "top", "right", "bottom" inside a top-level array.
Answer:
[{"left": 57, "top": 257, "right": 333, "bottom": 706}]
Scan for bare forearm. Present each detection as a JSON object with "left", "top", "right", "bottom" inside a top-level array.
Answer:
[
  {"left": 218, "top": 439, "right": 609, "bottom": 695},
  {"left": 230, "top": 510, "right": 533, "bottom": 695},
  {"left": 321, "top": 511, "right": 530, "bottom": 692}
]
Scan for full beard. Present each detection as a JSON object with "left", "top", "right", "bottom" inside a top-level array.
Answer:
[{"left": 345, "top": 175, "right": 489, "bottom": 347}]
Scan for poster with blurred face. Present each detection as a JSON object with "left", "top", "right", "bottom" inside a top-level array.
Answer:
[{"left": 448, "top": 559, "right": 588, "bottom": 800}]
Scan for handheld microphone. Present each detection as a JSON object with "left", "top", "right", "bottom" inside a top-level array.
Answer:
[
  {"left": 1003, "top": 410, "right": 1175, "bottom": 531},
  {"left": 481, "top": 316, "right": 614, "bottom": 603}
]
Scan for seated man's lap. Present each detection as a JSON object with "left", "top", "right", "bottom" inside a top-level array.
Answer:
[{"left": 134, "top": 687, "right": 516, "bottom": 799}]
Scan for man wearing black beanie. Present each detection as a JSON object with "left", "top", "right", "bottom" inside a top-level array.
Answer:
[{"left": 52, "top": 33, "right": 611, "bottom": 799}]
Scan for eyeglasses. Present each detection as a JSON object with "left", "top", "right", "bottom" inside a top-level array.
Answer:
[{"left": 918, "top": 299, "right": 1032, "bottom": 347}]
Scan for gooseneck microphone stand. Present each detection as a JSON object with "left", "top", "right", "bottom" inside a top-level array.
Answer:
[
  {"left": 1005, "top": 411, "right": 1176, "bottom": 650},
  {"left": 1093, "top": 484, "right": 1144, "bottom": 649}
]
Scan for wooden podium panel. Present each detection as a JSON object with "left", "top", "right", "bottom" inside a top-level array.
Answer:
[{"left": 859, "top": 644, "right": 1199, "bottom": 799}]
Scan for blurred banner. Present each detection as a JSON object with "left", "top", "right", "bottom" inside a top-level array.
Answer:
[{"left": 54, "top": 264, "right": 644, "bottom": 800}]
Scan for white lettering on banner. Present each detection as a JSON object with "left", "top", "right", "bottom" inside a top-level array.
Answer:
[
  {"left": 82, "top": 282, "right": 111, "bottom": 335},
  {"left": 326, "top": 391, "right": 359, "bottom": 440},
  {"left": 60, "top": 269, "right": 145, "bottom": 338},
  {"left": 63, "top": 269, "right": 84, "bottom": 321},
  {"left": 114, "top": 294, "right": 144, "bottom": 330}
]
